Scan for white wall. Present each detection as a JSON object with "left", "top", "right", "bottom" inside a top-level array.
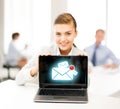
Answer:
[
  {"left": 0, "top": 0, "right": 4, "bottom": 67},
  {"left": 4, "top": 0, "right": 51, "bottom": 55},
  {"left": 107, "top": 0, "right": 120, "bottom": 58}
]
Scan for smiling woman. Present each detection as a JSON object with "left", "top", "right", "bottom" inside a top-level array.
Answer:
[
  {"left": 15, "top": 12, "right": 85, "bottom": 85},
  {"left": 54, "top": 13, "right": 78, "bottom": 55}
]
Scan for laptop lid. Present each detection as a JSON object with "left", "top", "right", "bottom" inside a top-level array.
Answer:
[{"left": 39, "top": 56, "right": 88, "bottom": 89}]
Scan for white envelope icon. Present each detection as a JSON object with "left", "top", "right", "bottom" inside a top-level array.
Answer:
[
  {"left": 52, "top": 61, "right": 78, "bottom": 80},
  {"left": 58, "top": 61, "right": 69, "bottom": 68}
]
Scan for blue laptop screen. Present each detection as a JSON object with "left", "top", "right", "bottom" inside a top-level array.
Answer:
[{"left": 39, "top": 56, "right": 88, "bottom": 88}]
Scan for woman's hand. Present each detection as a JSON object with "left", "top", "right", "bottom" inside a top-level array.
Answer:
[
  {"left": 30, "top": 54, "right": 51, "bottom": 77},
  {"left": 77, "top": 51, "right": 87, "bottom": 56},
  {"left": 30, "top": 62, "right": 39, "bottom": 77}
]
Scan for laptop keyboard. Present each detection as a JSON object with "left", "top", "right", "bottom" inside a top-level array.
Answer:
[{"left": 39, "top": 89, "right": 87, "bottom": 96}]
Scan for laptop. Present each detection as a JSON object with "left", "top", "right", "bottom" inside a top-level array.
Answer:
[{"left": 34, "top": 55, "right": 88, "bottom": 103}]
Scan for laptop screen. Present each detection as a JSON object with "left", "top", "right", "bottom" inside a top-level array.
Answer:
[{"left": 39, "top": 56, "right": 88, "bottom": 88}]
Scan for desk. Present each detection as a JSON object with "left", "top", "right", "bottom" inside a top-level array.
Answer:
[
  {"left": 0, "top": 80, "right": 120, "bottom": 109},
  {"left": 89, "top": 66, "right": 120, "bottom": 96}
]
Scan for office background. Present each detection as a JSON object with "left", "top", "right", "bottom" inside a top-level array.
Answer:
[
  {"left": 0, "top": 1, "right": 120, "bottom": 108},
  {"left": 0, "top": 0, "right": 120, "bottom": 67}
]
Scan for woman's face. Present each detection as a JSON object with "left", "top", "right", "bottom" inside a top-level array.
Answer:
[{"left": 54, "top": 23, "right": 77, "bottom": 55}]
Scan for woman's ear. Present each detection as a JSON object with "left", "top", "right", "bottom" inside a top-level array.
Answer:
[{"left": 75, "top": 30, "right": 78, "bottom": 38}]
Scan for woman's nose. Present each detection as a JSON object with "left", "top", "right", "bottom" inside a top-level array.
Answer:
[{"left": 61, "top": 35, "right": 66, "bottom": 41}]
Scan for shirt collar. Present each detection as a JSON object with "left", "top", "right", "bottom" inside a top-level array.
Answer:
[
  {"left": 56, "top": 46, "right": 74, "bottom": 55},
  {"left": 94, "top": 43, "right": 101, "bottom": 48}
]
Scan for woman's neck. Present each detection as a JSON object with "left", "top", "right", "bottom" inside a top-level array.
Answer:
[{"left": 59, "top": 48, "right": 72, "bottom": 56}]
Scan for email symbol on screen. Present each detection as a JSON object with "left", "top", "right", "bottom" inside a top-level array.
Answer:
[{"left": 52, "top": 61, "right": 78, "bottom": 80}]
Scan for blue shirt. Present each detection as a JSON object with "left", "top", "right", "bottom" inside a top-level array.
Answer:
[{"left": 84, "top": 44, "right": 120, "bottom": 66}]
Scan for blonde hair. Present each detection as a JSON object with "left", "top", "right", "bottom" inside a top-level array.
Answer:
[{"left": 54, "top": 13, "right": 77, "bottom": 31}]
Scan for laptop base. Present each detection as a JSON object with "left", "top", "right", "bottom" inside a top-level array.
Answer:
[{"left": 34, "top": 89, "right": 88, "bottom": 103}]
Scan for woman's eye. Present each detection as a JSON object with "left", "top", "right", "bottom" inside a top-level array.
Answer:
[
  {"left": 66, "top": 33, "right": 71, "bottom": 35},
  {"left": 56, "top": 33, "right": 61, "bottom": 36}
]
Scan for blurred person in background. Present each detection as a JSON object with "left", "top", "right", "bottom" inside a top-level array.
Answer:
[
  {"left": 84, "top": 29, "right": 120, "bottom": 69},
  {"left": 5, "top": 32, "right": 28, "bottom": 69}
]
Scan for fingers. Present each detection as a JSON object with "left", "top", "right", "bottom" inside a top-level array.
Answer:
[
  {"left": 30, "top": 65, "right": 38, "bottom": 77},
  {"left": 77, "top": 51, "right": 88, "bottom": 56},
  {"left": 88, "top": 68, "right": 92, "bottom": 74}
]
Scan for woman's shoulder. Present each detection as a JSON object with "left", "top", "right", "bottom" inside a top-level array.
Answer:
[
  {"left": 73, "top": 46, "right": 86, "bottom": 55},
  {"left": 37, "top": 44, "right": 57, "bottom": 55}
]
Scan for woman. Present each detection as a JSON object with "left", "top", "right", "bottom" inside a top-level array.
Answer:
[{"left": 16, "top": 13, "right": 85, "bottom": 85}]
